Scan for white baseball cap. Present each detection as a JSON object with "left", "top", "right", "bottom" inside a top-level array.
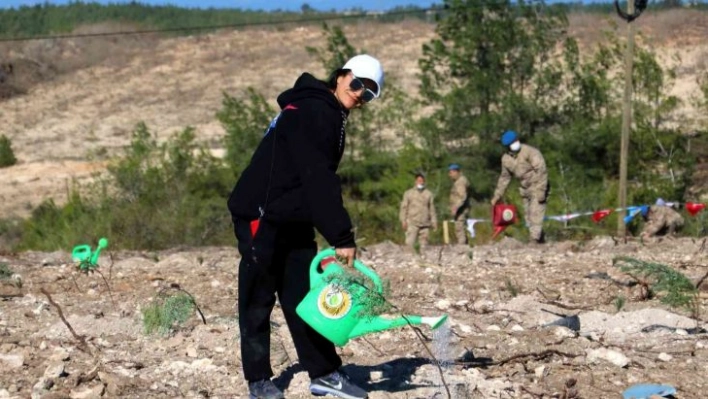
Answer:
[{"left": 342, "top": 54, "right": 384, "bottom": 98}]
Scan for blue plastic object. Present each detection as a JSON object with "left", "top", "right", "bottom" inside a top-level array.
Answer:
[{"left": 622, "top": 384, "right": 676, "bottom": 399}]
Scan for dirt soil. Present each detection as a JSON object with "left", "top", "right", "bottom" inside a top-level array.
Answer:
[{"left": 1, "top": 237, "right": 707, "bottom": 398}]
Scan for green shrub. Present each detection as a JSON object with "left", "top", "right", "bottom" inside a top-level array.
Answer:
[
  {"left": 613, "top": 256, "right": 700, "bottom": 318},
  {"left": 0, "top": 135, "right": 17, "bottom": 168},
  {"left": 142, "top": 293, "right": 196, "bottom": 335},
  {"left": 16, "top": 123, "right": 234, "bottom": 251},
  {"left": 0, "top": 262, "right": 13, "bottom": 280}
]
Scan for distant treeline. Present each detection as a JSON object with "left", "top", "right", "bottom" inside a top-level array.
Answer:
[
  {"left": 2, "top": 1, "right": 704, "bottom": 40},
  {"left": 0, "top": 2, "right": 418, "bottom": 39}
]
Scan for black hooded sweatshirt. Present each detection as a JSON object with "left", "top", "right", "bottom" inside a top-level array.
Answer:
[{"left": 227, "top": 73, "right": 355, "bottom": 248}]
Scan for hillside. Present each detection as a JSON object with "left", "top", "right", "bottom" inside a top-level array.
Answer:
[{"left": 1, "top": 11, "right": 708, "bottom": 218}]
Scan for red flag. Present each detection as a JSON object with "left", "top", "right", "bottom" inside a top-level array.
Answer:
[
  {"left": 591, "top": 209, "right": 612, "bottom": 223},
  {"left": 686, "top": 202, "right": 706, "bottom": 216},
  {"left": 492, "top": 204, "right": 517, "bottom": 239}
]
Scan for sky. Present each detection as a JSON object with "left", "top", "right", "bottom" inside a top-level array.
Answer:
[{"left": 0, "top": 0, "right": 440, "bottom": 12}]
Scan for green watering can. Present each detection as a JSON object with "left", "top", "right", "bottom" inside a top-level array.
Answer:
[
  {"left": 71, "top": 237, "right": 108, "bottom": 272},
  {"left": 296, "top": 248, "right": 448, "bottom": 347}
]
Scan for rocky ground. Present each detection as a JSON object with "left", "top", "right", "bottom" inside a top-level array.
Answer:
[{"left": 1, "top": 236, "right": 707, "bottom": 398}]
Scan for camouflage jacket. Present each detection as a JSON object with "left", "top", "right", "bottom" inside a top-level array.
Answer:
[
  {"left": 449, "top": 174, "right": 470, "bottom": 216},
  {"left": 492, "top": 144, "right": 548, "bottom": 202},
  {"left": 642, "top": 205, "right": 684, "bottom": 236},
  {"left": 399, "top": 187, "right": 437, "bottom": 228}
]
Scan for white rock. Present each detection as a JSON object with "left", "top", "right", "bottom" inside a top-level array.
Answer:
[
  {"left": 553, "top": 327, "right": 576, "bottom": 339},
  {"left": 70, "top": 383, "right": 105, "bottom": 399},
  {"left": 33, "top": 303, "right": 48, "bottom": 315},
  {"left": 586, "top": 348, "right": 629, "bottom": 368},
  {"left": 169, "top": 361, "right": 190, "bottom": 373},
  {"left": 434, "top": 300, "right": 451, "bottom": 310},
  {"left": 458, "top": 324, "right": 473, "bottom": 334},
  {"left": 214, "top": 347, "right": 226, "bottom": 353},
  {"left": 486, "top": 325, "right": 501, "bottom": 331},
  {"left": 191, "top": 359, "right": 213, "bottom": 369},
  {"left": 534, "top": 365, "right": 546, "bottom": 379},
  {"left": 510, "top": 324, "right": 524, "bottom": 332},
  {"left": 0, "top": 389, "right": 9, "bottom": 398},
  {"left": 657, "top": 352, "right": 673, "bottom": 362},
  {"left": 210, "top": 280, "right": 221, "bottom": 288},
  {"left": 186, "top": 346, "right": 198, "bottom": 358},
  {"left": 0, "top": 354, "right": 24, "bottom": 369},
  {"left": 370, "top": 371, "right": 383, "bottom": 380},
  {"left": 50, "top": 348, "right": 70, "bottom": 362},
  {"left": 43, "top": 362, "right": 66, "bottom": 379},
  {"left": 675, "top": 329, "right": 688, "bottom": 336},
  {"left": 455, "top": 300, "right": 469, "bottom": 307},
  {"left": 32, "top": 378, "right": 53, "bottom": 399}
]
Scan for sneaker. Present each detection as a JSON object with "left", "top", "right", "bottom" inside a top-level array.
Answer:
[
  {"left": 310, "top": 369, "right": 368, "bottom": 399},
  {"left": 248, "top": 379, "right": 284, "bottom": 399}
]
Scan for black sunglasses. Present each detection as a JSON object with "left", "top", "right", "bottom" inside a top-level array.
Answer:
[{"left": 349, "top": 77, "right": 377, "bottom": 103}]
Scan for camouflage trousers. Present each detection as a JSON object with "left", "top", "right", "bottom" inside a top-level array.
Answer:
[
  {"left": 523, "top": 196, "right": 546, "bottom": 242},
  {"left": 453, "top": 213, "right": 468, "bottom": 245},
  {"left": 405, "top": 224, "right": 431, "bottom": 249}
]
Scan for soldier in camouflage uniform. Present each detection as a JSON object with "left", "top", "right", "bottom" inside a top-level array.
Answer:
[
  {"left": 491, "top": 131, "right": 549, "bottom": 243},
  {"left": 399, "top": 174, "right": 437, "bottom": 250},
  {"left": 448, "top": 164, "right": 470, "bottom": 245},
  {"left": 640, "top": 199, "right": 684, "bottom": 239}
]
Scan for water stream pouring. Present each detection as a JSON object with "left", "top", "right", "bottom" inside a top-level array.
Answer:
[{"left": 296, "top": 248, "right": 448, "bottom": 346}]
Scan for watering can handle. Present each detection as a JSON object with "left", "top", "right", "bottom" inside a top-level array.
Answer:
[{"left": 310, "top": 248, "right": 384, "bottom": 293}]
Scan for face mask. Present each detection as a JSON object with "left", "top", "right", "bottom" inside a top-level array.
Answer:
[
  {"left": 417, "top": 184, "right": 425, "bottom": 190},
  {"left": 509, "top": 141, "right": 521, "bottom": 152}
]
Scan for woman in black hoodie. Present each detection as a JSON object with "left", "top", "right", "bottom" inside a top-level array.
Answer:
[{"left": 227, "top": 55, "right": 384, "bottom": 399}]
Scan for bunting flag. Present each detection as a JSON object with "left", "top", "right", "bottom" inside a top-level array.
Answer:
[
  {"left": 591, "top": 209, "right": 613, "bottom": 223},
  {"left": 622, "top": 205, "right": 649, "bottom": 224},
  {"left": 458, "top": 200, "right": 706, "bottom": 238},
  {"left": 686, "top": 202, "right": 706, "bottom": 216},
  {"left": 465, "top": 218, "right": 485, "bottom": 238},
  {"left": 546, "top": 213, "right": 584, "bottom": 222}
]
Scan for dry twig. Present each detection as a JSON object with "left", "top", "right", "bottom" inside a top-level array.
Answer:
[
  {"left": 40, "top": 287, "right": 95, "bottom": 356},
  {"left": 456, "top": 349, "right": 582, "bottom": 367}
]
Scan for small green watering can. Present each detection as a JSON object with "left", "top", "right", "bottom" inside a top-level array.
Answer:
[
  {"left": 296, "top": 248, "right": 448, "bottom": 346},
  {"left": 71, "top": 237, "right": 108, "bottom": 272}
]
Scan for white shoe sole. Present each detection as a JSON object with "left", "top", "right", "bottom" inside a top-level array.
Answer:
[{"left": 310, "top": 384, "right": 367, "bottom": 399}]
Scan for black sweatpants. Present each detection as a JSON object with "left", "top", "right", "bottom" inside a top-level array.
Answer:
[{"left": 234, "top": 218, "right": 342, "bottom": 382}]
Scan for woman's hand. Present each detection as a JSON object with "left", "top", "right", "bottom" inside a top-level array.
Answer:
[{"left": 335, "top": 247, "right": 357, "bottom": 268}]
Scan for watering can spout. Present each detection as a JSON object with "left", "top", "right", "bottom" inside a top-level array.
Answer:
[
  {"left": 349, "top": 314, "right": 448, "bottom": 340},
  {"left": 296, "top": 248, "right": 449, "bottom": 346}
]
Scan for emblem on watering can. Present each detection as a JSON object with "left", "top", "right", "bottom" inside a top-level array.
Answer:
[{"left": 318, "top": 284, "right": 352, "bottom": 319}]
